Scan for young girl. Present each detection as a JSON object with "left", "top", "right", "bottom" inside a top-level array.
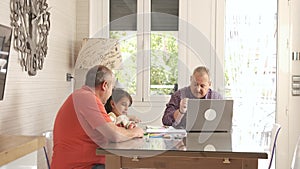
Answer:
[{"left": 105, "top": 88, "right": 140, "bottom": 128}]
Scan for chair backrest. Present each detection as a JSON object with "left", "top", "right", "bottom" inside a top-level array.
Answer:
[
  {"left": 291, "top": 135, "right": 300, "bottom": 169},
  {"left": 42, "top": 130, "right": 53, "bottom": 169},
  {"left": 268, "top": 123, "right": 281, "bottom": 169},
  {"left": 260, "top": 123, "right": 281, "bottom": 169}
]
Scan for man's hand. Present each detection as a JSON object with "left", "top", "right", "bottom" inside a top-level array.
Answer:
[{"left": 179, "top": 98, "right": 188, "bottom": 114}]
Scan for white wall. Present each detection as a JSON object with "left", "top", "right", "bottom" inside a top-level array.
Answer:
[
  {"left": 287, "top": 0, "right": 300, "bottom": 167},
  {"left": 277, "top": 0, "right": 290, "bottom": 168},
  {"left": 277, "top": 0, "right": 300, "bottom": 168},
  {"left": 0, "top": 0, "right": 76, "bottom": 135}
]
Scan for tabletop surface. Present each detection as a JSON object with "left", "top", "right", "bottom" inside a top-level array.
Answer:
[
  {"left": 0, "top": 135, "right": 45, "bottom": 166},
  {"left": 97, "top": 132, "right": 268, "bottom": 159}
]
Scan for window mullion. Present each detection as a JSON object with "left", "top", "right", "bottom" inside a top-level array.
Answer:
[
  {"left": 143, "top": 0, "right": 151, "bottom": 102},
  {"left": 135, "top": 0, "right": 145, "bottom": 102}
]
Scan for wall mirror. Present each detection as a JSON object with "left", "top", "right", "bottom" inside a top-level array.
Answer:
[{"left": 0, "top": 24, "right": 12, "bottom": 101}]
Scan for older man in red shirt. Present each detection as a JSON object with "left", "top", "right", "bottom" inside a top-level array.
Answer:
[{"left": 51, "top": 65, "right": 144, "bottom": 169}]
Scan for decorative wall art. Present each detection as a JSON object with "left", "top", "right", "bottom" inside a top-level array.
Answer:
[
  {"left": 75, "top": 38, "right": 122, "bottom": 70},
  {"left": 10, "top": 0, "right": 51, "bottom": 76},
  {"left": 74, "top": 38, "right": 122, "bottom": 90}
]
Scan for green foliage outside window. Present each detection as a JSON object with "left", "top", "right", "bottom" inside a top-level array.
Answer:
[
  {"left": 110, "top": 31, "right": 178, "bottom": 96},
  {"left": 110, "top": 31, "right": 137, "bottom": 95},
  {"left": 150, "top": 32, "right": 178, "bottom": 95}
]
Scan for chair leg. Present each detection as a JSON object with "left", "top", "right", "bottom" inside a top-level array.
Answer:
[{"left": 43, "top": 146, "right": 51, "bottom": 169}]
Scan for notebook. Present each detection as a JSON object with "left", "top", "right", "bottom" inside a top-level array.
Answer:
[{"left": 185, "top": 99, "right": 233, "bottom": 132}]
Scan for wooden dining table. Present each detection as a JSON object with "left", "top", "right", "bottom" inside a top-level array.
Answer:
[{"left": 96, "top": 132, "right": 268, "bottom": 169}]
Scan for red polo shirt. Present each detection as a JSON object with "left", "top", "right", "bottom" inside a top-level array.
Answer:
[{"left": 51, "top": 86, "right": 112, "bottom": 169}]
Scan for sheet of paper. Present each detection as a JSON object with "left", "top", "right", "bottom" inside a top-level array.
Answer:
[{"left": 146, "top": 126, "right": 186, "bottom": 134}]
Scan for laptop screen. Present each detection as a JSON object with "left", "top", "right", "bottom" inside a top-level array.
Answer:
[{"left": 185, "top": 99, "right": 233, "bottom": 132}]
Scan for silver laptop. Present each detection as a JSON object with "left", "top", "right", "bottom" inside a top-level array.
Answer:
[{"left": 185, "top": 99, "right": 233, "bottom": 132}]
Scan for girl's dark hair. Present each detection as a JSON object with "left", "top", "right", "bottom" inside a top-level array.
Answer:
[{"left": 104, "top": 88, "right": 133, "bottom": 113}]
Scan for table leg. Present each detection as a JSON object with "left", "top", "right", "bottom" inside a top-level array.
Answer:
[{"left": 105, "top": 155, "right": 121, "bottom": 169}]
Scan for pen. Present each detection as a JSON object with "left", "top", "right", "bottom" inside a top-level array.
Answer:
[{"left": 144, "top": 132, "right": 150, "bottom": 142}]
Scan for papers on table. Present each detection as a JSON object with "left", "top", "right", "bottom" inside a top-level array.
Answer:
[{"left": 145, "top": 126, "right": 187, "bottom": 135}]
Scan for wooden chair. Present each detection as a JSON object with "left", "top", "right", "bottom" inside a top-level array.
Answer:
[
  {"left": 267, "top": 124, "right": 281, "bottom": 169},
  {"left": 260, "top": 123, "right": 281, "bottom": 169}
]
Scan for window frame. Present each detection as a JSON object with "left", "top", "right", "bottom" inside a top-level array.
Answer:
[
  {"left": 93, "top": 0, "right": 183, "bottom": 103},
  {"left": 90, "top": 0, "right": 224, "bottom": 103}
]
